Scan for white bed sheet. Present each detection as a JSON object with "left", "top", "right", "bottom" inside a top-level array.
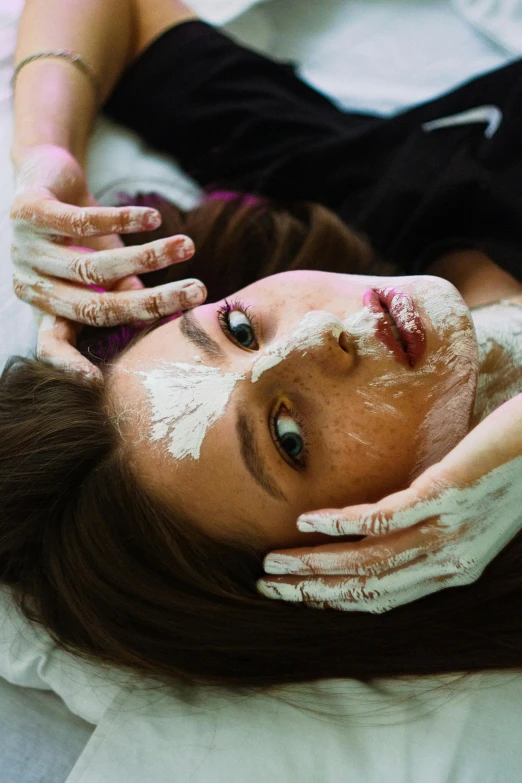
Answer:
[{"left": 1, "top": 0, "right": 522, "bottom": 781}]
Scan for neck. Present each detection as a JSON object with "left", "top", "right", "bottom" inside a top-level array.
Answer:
[
  {"left": 425, "top": 249, "right": 522, "bottom": 429},
  {"left": 426, "top": 249, "right": 522, "bottom": 310}
]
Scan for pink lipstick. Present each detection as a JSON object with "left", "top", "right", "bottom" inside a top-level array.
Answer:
[{"left": 363, "top": 288, "right": 427, "bottom": 367}]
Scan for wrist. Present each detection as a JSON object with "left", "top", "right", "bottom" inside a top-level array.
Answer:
[
  {"left": 12, "top": 142, "right": 73, "bottom": 173},
  {"left": 12, "top": 0, "right": 136, "bottom": 169},
  {"left": 10, "top": 145, "right": 88, "bottom": 208},
  {"left": 11, "top": 60, "right": 95, "bottom": 168}
]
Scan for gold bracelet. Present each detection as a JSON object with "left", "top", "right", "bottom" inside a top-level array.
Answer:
[{"left": 11, "top": 50, "right": 101, "bottom": 105}]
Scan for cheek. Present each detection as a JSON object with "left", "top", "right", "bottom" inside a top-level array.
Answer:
[{"left": 315, "top": 407, "right": 422, "bottom": 508}]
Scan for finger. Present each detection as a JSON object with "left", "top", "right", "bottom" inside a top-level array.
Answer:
[
  {"left": 320, "top": 569, "right": 468, "bottom": 613},
  {"left": 297, "top": 485, "right": 443, "bottom": 537},
  {"left": 306, "top": 601, "right": 329, "bottom": 610},
  {"left": 26, "top": 234, "right": 195, "bottom": 287},
  {"left": 257, "top": 558, "right": 443, "bottom": 611},
  {"left": 80, "top": 192, "right": 141, "bottom": 252},
  {"left": 11, "top": 195, "right": 162, "bottom": 238},
  {"left": 263, "top": 524, "right": 441, "bottom": 576},
  {"left": 37, "top": 315, "right": 103, "bottom": 382},
  {"left": 46, "top": 246, "right": 144, "bottom": 293},
  {"left": 307, "top": 579, "right": 446, "bottom": 613},
  {"left": 258, "top": 556, "right": 483, "bottom": 613},
  {"left": 17, "top": 272, "right": 207, "bottom": 327}
]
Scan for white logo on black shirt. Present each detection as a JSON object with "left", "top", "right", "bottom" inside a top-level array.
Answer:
[{"left": 421, "top": 105, "right": 502, "bottom": 140}]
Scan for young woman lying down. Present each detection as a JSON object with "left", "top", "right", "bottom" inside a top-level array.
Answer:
[{"left": 3, "top": 0, "right": 522, "bottom": 689}]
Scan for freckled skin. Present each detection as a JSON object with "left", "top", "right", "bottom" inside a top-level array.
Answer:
[{"left": 109, "top": 270, "right": 479, "bottom": 552}]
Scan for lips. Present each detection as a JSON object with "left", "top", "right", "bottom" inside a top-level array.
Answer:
[{"left": 363, "top": 288, "right": 427, "bottom": 368}]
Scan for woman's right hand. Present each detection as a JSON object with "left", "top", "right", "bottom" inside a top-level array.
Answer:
[{"left": 10, "top": 145, "right": 206, "bottom": 379}]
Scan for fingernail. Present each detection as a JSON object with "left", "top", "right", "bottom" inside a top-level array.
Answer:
[
  {"left": 264, "top": 555, "right": 302, "bottom": 574},
  {"left": 173, "top": 236, "right": 195, "bottom": 259},
  {"left": 182, "top": 282, "right": 206, "bottom": 305},
  {"left": 297, "top": 515, "right": 322, "bottom": 532},
  {"left": 256, "top": 581, "right": 301, "bottom": 602},
  {"left": 256, "top": 580, "right": 280, "bottom": 599},
  {"left": 143, "top": 210, "right": 162, "bottom": 230}
]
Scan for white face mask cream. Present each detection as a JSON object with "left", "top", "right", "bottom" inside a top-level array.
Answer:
[
  {"left": 343, "top": 277, "right": 480, "bottom": 477},
  {"left": 251, "top": 311, "right": 345, "bottom": 382},
  {"left": 470, "top": 303, "right": 522, "bottom": 425},
  {"left": 137, "top": 362, "right": 244, "bottom": 460}
]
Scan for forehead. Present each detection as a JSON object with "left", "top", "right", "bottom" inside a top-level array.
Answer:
[
  {"left": 107, "top": 313, "right": 231, "bottom": 464},
  {"left": 106, "top": 316, "right": 289, "bottom": 534},
  {"left": 134, "top": 361, "right": 244, "bottom": 460},
  {"left": 119, "top": 313, "right": 214, "bottom": 370}
]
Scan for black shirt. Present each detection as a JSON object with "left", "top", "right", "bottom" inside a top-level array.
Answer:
[{"left": 103, "top": 20, "right": 522, "bottom": 284}]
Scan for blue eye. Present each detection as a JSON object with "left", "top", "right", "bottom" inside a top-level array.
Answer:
[
  {"left": 277, "top": 418, "right": 303, "bottom": 458},
  {"left": 217, "top": 299, "right": 259, "bottom": 350},
  {"left": 271, "top": 404, "right": 308, "bottom": 468},
  {"left": 228, "top": 310, "right": 256, "bottom": 348},
  {"left": 217, "top": 301, "right": 309, "bottom": 470}
]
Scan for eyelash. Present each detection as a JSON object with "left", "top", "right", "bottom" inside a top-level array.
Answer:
[
  {"left": 269, "top": 403, "right": 310, "bottom": 470},
  {"left": 217, "top": 298, "right": 260, "bottom": 349},
  {"left": 217, "top": 298, "right": 310, "bottom": 469}
]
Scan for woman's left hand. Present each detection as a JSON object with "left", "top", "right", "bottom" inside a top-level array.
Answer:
[{"left": 256, "top": 393, "right": 522, "bottom": 613}]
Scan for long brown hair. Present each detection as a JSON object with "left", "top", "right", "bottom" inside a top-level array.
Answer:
[{"left": 1, "top": 193, "right": 521, "bottom": 693}]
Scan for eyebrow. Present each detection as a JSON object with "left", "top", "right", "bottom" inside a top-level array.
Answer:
[
  {"left": 180, "top": 310, "right": 287, "bottom": 503},
  {"left": 236, "top": 409, "right": 287, "bottom": 502},
  {"left": 179, "top": 310, "right": 225, "bottom": 361}
]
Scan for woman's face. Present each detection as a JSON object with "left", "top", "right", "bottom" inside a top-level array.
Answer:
[{"left": 109, "top": 271, "right": 479, "bottom": 551}]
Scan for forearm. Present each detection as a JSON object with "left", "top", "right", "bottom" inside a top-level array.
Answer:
[{"left": 11, "top": 0, "right": 136, "bottom": 168}]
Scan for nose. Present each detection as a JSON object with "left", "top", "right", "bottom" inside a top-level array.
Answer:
[
  {"left": 338, "top": 329, "right": 352, "bottom": 355},
  {"left": 250, "top": 311, "right": 355, "bottom": 383}
]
